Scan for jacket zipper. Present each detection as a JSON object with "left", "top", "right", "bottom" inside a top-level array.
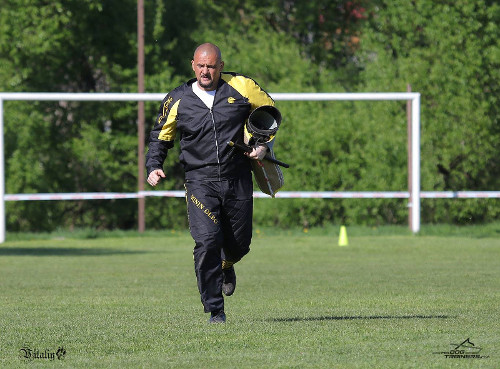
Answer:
[{"left": 209, "top": 107, "right": 221, "bottom": 180}]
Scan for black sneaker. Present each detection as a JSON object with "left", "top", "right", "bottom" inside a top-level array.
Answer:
[
  {"left": 209, "top": 310, "right": 226, "bottom": 323},
  {"left": 222, "top": 266, "right": 236, "bottom": 296}
]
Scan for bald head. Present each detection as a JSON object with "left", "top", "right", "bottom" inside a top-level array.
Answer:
[
  {"left": 191, "top": 43, "right": 224, "bottom": 91},
  {"left": 193, "top": 43, "right": 222, "bottom": 63}
]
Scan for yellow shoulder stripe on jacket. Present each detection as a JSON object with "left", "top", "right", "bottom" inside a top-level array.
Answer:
[
  {"left": 221, "top": 74, "right": 274, "bottom": 111},
  {"left": 158, "top": 99, "right": 180, "bottom": 141}
]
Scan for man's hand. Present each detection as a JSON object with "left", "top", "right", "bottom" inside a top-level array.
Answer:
[
  {"left": 147, "top": 169, "right": 166, "bottom": 187},
  {"left": 245, "top": 144, "right": 268, "bottom": 160}
]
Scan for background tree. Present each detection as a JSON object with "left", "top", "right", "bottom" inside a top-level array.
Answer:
[
  {"left": 358, "top": 0, "right": 500, "bottom": 224},
  {"left": 0, "top": 0, "right": 498, "bottom": 231}
]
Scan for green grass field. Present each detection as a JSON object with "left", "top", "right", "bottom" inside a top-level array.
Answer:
[{"left": 1, "top": 228, "right": 499, "bottom": 368}]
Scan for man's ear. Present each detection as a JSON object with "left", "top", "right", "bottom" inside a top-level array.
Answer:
[
  {"left": 191, "top": 60, "right": 195, "bottom": 72},
  {"left": 220, "top": 61, "right": 224, "bottom": 70}
]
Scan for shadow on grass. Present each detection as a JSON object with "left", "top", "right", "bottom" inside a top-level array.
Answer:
[
  {"left": 271, "top": 315, "right": 455, "bottom": 322},
  {"left": 0, "top": 247, "right": 151, "bottom": 257}
]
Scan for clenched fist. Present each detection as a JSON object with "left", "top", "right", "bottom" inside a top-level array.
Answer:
[{"left": 147, "top": 169, "right": 166, "bottom": 187}]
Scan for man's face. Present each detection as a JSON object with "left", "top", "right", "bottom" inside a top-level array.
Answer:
[{"left": 191, "top": 51, "right": 224, "bottom": 91}]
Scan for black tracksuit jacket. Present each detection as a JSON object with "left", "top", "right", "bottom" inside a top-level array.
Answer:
[{"left": 146, "top": 72, "right": 275, "bottom": 181}]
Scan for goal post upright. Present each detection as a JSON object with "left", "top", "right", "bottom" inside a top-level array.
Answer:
[
  {"left": 411, "top": 93, "right": 421, "bottom": 233},
  {"left": 0, "top": 98, "right": 4, "bottom": 243},
  {"left": 407, "top": 84, "right": 413, "bottom": 232}
]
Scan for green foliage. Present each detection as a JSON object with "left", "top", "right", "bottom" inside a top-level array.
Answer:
[
  {"left": 0, "top": 0, "right": 498, "bottom": 231},
  {"left": 0, "top": 0, "right": 187, "bottom": 231},
  {"left": 358, "top": 0, "right": 500, "bottom": 224}
]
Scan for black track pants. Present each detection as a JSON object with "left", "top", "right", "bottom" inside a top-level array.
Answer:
[{"left": 185, "top": 175, "right": 253, "bottom": 313}]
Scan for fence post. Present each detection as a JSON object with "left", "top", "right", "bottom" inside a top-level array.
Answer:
[{"left": 137, "top": 0, "right": 146, "bottom": 232}]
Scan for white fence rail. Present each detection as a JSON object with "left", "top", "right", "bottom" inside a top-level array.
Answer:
[
  {"left": 1, "top": 91, "right": 424, "bottom": 242},
  {"left": 6, "top": 191, "right": 500, "bottom": 201}
]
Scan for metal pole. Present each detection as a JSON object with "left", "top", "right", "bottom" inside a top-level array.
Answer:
[
  {"left": 0, "top": 99, "right": 5, "bottom": 243},
  {"left": 407, "top": 84, "right": 412, "bottom": 231},
  {"left": 411, "top": 94, "right": 421, "bottom": 233},
  {"left": 137, "top": 0, "right": 145, "bottom": 232}
]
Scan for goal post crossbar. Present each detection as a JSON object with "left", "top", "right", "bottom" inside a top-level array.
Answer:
[
  {"left": 0, "top": 92, "right": 421, "bottom": 102},
  {"left": 0, "top": 92, "right": 421, "bottom": 242}
]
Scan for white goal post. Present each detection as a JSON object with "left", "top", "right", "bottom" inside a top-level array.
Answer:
[
  {"left": 0, "top": 92, "right": 423, "bottom": 241},
  {"left": 0, "top": 91, "right": 423, "bottom": 242}
]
